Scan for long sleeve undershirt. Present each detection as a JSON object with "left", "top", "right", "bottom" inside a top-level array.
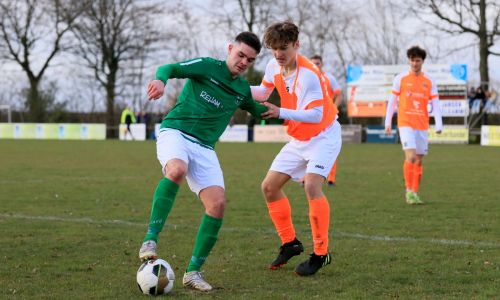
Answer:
[{"left": 279, "top": 106, "right": 323, "bottom": 123}]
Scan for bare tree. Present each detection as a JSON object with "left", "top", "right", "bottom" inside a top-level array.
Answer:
[
  {"left": 410, "top": 0, "right": 500, "bottom": 89},
  {"left": 71, "top": 0, "right": 165, "bottom": 137},
  {"left": 0, "top": 0, "right": 86, "bottom": 121}
]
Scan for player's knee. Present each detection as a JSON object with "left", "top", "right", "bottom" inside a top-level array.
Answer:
[
  {"left": 206, "top": 197, "right": 226, "bottom": 217},
  {"left": 261, "top": 180, "right": 276, "bottom": 198},
  {"left": 406, "top": 156, "right": 417, "bottom": 164},
  {"left": 303, "top": 182, "right": 322, "bottom": 199},
  {"left": 165, "top": 166, "right": 187, "bottom": 182}
]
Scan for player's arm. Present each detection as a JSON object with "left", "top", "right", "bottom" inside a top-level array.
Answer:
[
  {"left": 430, "top": 80, "right": 442, "bottom": 134},
  {"left": 250, "top": 59, "right": 276, "bottom": 102},
  {"left": 240, "top": 95, "right": 269, "bottom": 118},
  {"left": 261, "top": 77, "right": 323, "bottom": 123},
  {"left": 384, "top": 93, "right": 398, "bottom": 134},
  {"left": 385, "top": 75, "right": 401, "bottom": 134},
  {"left": 329, "top": 74, "right": 343, "bottom": 107},
  {"left": 251, "top": 83, "right": 274, "bottom": 102},
  {"left": 148, "top": 58, "right": 209, "bottom": 100},
  {"left": 261, "top": 102, "right": 322, "bottom": 123}
]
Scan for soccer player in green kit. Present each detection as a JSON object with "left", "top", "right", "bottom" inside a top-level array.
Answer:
[{"left": 139, "top": 32, "right": 267, "bottom": 292}]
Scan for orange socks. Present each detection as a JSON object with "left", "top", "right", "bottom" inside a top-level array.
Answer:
[
  {"left": 327, "top": 162, "right": 337, "bottom": 183},
  {"left": 412, "top": 164, "right": 423, "bottom": 192},
  {"left": 404, "top": 161, "right": 423, "bottom": 192},
  {"left": 309, "top": 197, "right": 330, "bottom": 255},
  {"left": 267, "top": 198, "right": 296, "bottom": 244},
  {"left": 403, "top": 161, "right": 414, "bottom": 191},
  {"left": 267, "top": 197, "right": 331, "bottom": 255}
]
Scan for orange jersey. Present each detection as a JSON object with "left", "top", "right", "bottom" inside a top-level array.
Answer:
[
  {"left": 261, "top": 54, "right": 338, "bottom": 140},
  {"left": 392, "top": 71, "right": 438, "bottom": 130},
  {"left": 323, "top": 72, "right": 341, "bottom": 98}
]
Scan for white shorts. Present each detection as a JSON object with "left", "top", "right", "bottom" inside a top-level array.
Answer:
[
  {"left": 398, "top": 126, "right": 428, "bottom": 155},
  {"left": 270, "top": 121, "right": 342, "bottom": 182},
  {"left": 156, "top": 129, "right": 224, "bottom": 195}
]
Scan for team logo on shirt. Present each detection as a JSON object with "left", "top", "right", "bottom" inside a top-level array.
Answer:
[
  {"left": 315, "top": 164, "right": 325, "bottom": 170},
  {"left": 200, "top": 90, "right": 222, "bottom": 108},
  {"left": 235, "top": 95, "right": 244, "bottom": 105}
]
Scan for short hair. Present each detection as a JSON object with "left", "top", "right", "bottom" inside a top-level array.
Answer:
[
  {"left": 235, "top": 31, "right": 262, "bottom": 54},
  {"left": 310, "top": 54, "right": 322, "bottom": 62},
  {"left": 263, "top": 21, "right": 299, "bottom": 49},
  {"left": 407, "top": 46, "right": 427, "bottom": 60}
]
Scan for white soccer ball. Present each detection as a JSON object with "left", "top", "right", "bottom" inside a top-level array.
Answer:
[{"left": 136, "top": 259, "right": 175, "bottom": 295}]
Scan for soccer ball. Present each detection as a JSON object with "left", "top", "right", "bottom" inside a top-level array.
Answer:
[{"left": 136, "top": 259, "right": 175, "bottom": 295}]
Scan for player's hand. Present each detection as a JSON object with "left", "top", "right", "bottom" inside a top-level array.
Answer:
[
  {"left": 385, "top": 126, "right": 392, "bottom": 135},
  {"left": 260, "top": 102, "right": 280, "bottom": 119},
  {"left": 147, "top": 80, "right": 165, "bottom": 100}
]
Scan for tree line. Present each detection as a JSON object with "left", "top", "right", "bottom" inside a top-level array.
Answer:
[{"left": 0, "top": 0, "right": 498, "bottom": 135}]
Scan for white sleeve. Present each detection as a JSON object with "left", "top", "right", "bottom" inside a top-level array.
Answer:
[
  {"left": 384, "top": 93, "right": 398, "bottom": 128},
  {"left": 251, "top": 59, "right": 276, "bottom": 101},
  {"left": 251, "top": 85, "right": 273, "bottom": 101},
  {"left": 431, "top": 98, "right": 443, "bottom": 132},
  {"left": 279, "top": 106, "right": 323, "bottom": 123},
  {"left": 327, "top": 73, "right": 341, "bottom": 91},
  {"left": 300, "top": 70, "right": 324, "bottom": 109}
]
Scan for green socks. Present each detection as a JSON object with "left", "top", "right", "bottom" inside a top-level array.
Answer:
[
  {"left": 186, "top": 214, "right": 223, "bottom": 272},
  {"left": 143, "top": 178, "right": 179, "bottom": 243}
]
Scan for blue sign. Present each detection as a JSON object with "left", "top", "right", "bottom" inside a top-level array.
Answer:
[
  {"left": 450, "top": 64, "right": 467, "bottom": 81},
  {"left": 366, "top": 126, "right": 398, "bottom": 143},
  {"left": 346, "top": 65, "right": 363, "bottom": 83}
]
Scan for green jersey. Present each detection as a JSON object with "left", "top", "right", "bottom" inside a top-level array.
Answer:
[{"left": 156, "top": 57, "right": 266, "bottom": 148}]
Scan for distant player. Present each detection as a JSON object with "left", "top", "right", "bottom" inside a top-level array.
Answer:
[
  {"left": 384, "top": 46, "right": 443, "bottom": 204},
  {"left": 251, "top": 21, "right": 341, "bottom": 276},
  {"left": 139, "top": 32, "right": 267, "bottom": 291},
  {"left": 310, "top": 54, "right": 342, "bottom": 186}
]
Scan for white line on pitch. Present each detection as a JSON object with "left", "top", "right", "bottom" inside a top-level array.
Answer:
[
  {"left": 1, "top": 213, "right": 498, "bottom": 248},
  {"left": 0, "top": 176, "right": 143, "bottom": 184}
]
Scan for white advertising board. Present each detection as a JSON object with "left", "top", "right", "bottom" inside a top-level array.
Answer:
[
  {"left": 119, "top": 124, "right": 146, "bottom": 141},
  {"left": 219, "top": 125, "right": 248, "bottom": 142}
]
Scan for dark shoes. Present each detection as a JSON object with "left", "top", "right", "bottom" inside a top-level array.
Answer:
[
  {"left": 269, "top": 238, "right": 304, "bottom": 270},
  {"left": 295, "top": 252, "right": 332, "bottom": 276}
]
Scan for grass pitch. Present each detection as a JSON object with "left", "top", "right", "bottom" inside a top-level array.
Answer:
[{"left": 0, "top": 140, "right": 498, "bottom": 299}]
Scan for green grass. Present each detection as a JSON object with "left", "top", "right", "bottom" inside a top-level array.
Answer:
[{"left": 0, "top": 140, "right": 498, "bottom": 299}]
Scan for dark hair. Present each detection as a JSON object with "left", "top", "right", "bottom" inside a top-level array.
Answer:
[
  {"left": 310, "top": 54, "right": 322, "bottom": 62},
  {"left": 263, "top": 21, "right": 299, "bottom": 49},
  {"left": 235, "top": 31, "right": 261, "bottom": 54},
  {"left": 407, "top": 46, "right": 426, "bottom": 60}
]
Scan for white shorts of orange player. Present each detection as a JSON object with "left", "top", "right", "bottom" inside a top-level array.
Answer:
[
  {"left": 270, "top": 120, "right": 342, "bottom": 182},
  {"left": 398, "top": 127, "right": 428, "bottom": 155},
  {"left": 156, "top": 128, "right": 224, "bottom": 195}
]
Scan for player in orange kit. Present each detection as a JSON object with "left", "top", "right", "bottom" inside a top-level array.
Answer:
[
  {"left": 385, "top": 46, "right": 443, "bottom": 205},
  {"left": 251, "top": 21, "right": 341, "bottom": 276},
  {"left": 310, "top": 55, "right": 342, "bottom": 186}
]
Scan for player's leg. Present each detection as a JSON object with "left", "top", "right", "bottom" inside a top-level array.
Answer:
[
  {"left": 411, "top": 130, "right": 428, "bottom": 204},
  {"left": 139, "top": 130, "right": 188, "bottom": 261},
  {"left": 182, "top": 186, "right": 225, "bottom": 292},
  {"left": 263, "top": 171, "right": 303, "bottom": 269},
  {"left": 327, "top": 161, "right": 337, "bottom": 186},
  {"left": 295, "top": 121, "right": 340, "bottom": 276},
  {"left": 400, "top": 127, "right": 418, "bottom": 204},
  {"left": 182, "top": 144, "right": 225, "bottom": 291},
  {"left": 295, "top": 173, "right": 332, "bottom": 276}
]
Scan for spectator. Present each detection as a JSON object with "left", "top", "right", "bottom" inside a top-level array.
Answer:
[
  {"left": 467, "top": 87, "right": 476, "bottom": 108},
  {"left": 120, "top": 106, "right": 136, "bottom": 140}
]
